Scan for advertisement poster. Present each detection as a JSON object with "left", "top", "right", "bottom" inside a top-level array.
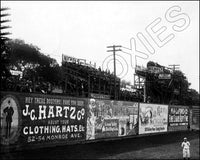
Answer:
[
  {"left": 139, "top": 103, "right": 168, "bottom": 134},
  {"left": 86, "top": 99, "right": 138, "bottom": 140},
  {"left": 0, "top": 92, "right": 86, "bottom": 148},
  {"left": 190, "top": 106, "right": 200, "bottom": 130},
  {"left": 168, "top": 105, "right": 189, "bottom": 131}
]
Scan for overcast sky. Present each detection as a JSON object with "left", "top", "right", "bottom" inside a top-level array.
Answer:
[{"left": 2, "top": 1, "right": 199, "bottom": 92}]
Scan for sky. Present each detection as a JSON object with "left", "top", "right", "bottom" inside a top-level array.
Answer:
[{"left": 2, "top": 1, "right": 199, "bottom": 92}]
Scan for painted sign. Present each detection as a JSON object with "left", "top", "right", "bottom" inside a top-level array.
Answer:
[
  {"left": 0, "top": 92, "right": 86, "bottom": 148},
  {"left": 10, "top": 69, "right": 23, "bottom": 77},
  {"left": 62, "top": 54, "right": 86, "bottom": 64},
  {"left": 168, "top": 105, "right": 189, "bottom": 131},
  {"left": 139, "top": 103, "right": 168, "bottom": 134},
  {"left": 147, "top": 66, "right": 164, "bottom": 74},
  {"left": 86, "top": 99, "right": 138, "bottom": 140},
  {"left": 89, "top": 93, "right": 110, "bottom": 100},
  {"left": 62, "top": 54, "right": 96, "bottom": 68}
]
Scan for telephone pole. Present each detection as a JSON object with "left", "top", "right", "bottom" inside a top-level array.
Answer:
[
  {"left": 168, "top": 64, "right": 180, "bottom": 104},
  {"left": 107, "top": 45, "right": 121, "bottom": 100},
  {"left": 168, "top": 64, "right": 180, "bottom": 88}
]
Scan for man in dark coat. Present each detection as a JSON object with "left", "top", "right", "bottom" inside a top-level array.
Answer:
[{"left": 3, "top": 100, "right": 14, "bottom": 138}]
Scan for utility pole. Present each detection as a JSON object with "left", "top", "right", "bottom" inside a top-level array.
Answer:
[
  {"left": 168, "top": 64, "right": 180, "bottom": 88},
  {"left": 168, "top": 64, "right": 180, "bottom": 104},
  {"left": 107, "top": 45, "right": 121, "bottom": 100}
]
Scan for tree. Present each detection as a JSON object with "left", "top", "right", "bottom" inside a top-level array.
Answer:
[
  {"left": 2, "top": 39, "right": 62, "bottom": 92},
  {"left": 146, "top": 61, "right": 199, "bottom": 105},
  {"left": 1, "top": 7, "right": 12, "bottom": 87},
  {"left": 184, "top": 89, "right": 200, "bottom": 106}
]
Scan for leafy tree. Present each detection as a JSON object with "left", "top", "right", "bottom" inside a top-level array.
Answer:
[
  {"left": 1, "top": 41, "right": 11, "bottom": 77},
  {"left": 184, "top": 89, "right": 200, "bottom": 106},
  {"left": 1, "top": 7, "right": 12, "bottom": 81},
  {"left": 3, "top": 39, "right": 62, "bottom": 92},
  {"left": 146, "top": 61, "right": 199, "bottom": 105}
]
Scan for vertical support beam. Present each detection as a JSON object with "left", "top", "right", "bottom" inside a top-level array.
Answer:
[
  {"left": 88, "top": 75, "right": 90, "bottom": 97},
  {"left": 144, "top": 78, "right": 146, "bottom": 103},
  {"left": 98, "top": 76, "right": 101, "bottom": 94},
  {"left": 113, "top": 47, "right": 116, "bottom": 99}
]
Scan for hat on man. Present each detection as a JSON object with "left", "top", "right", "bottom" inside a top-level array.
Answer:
[{"left": 184, "top": 137, "right": 187, "bottom": 140}]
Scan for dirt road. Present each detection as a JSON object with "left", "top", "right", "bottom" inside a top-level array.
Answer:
[{"left": 1, "top": 130, "right": 199, "bottom": 159}]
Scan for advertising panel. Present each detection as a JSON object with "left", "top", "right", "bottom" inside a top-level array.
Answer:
[
  {"left": 158, "top": 73, "right": 171, "bottom": 79},
  {"left": 189, "top": 106, "right": 199, "bottom": 130},
  {"left": 62, "top": 54, "right": 96, "bottom": 68},
  {"left": 89, "top": 93, "right": 110, "bottom": 100},
  {"left": 147, "top": 66, "right": 164, "bottom": 74},
  {"left": 86, "top": 99, "right": 138, "bottom": 140},
  {"left": 168, "top": 105, "right": 189, "bottom": 131},
  {"left": 0, "top": 92, "right": 86, "bottom": 149},
  {"left": 139, "top": 103, "right": 168, "bottom": 134}
]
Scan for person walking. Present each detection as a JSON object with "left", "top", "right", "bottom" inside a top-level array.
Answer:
[{"left": 181, "top": 137, "right": 190, "bottom": 160}]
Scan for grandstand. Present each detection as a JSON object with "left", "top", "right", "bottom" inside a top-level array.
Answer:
[
  {"left": 61, "top": 54, "right": 121, "bottom": 100},
  {"left": 1, "top": 52, "right": 143, "bottom": 101},
  {"left": 61, "top": 54, "right": 142, "bottom": 101}
]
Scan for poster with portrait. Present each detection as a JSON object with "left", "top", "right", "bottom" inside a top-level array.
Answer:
[
  {"left": 139, "top": 103, "right": 168, "bottom": 134},
  {"left": 1, "top": 91, "right": 87, "bottom": 150},
  {"left": 86, "top": 99, "right": 138, "bottom": 140},
  {"left": 0, "top": 94, "right": 21, "bottom": 145}
]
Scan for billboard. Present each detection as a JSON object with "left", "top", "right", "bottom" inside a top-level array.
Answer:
[
  {"left": 190, "top": 106, "right": 199, "bottom": 130},
  {"left": 158, "top": 73, "right": 171, "bottom": 79},
  {"left": 147, "top": 66, "right": 164, "bottom": 74},
  {"left": 62, "top": 54, "right": 86, "bottom": 64},
  {"left": 62, "top": 54, "right": 96, "bottom": 68},
  {"left": 139, "top": 103, "right": 168, "bottom": 134},
  {"left": 86, "top": 99, "right": 138, "bottom": 140},
  {"left": 89, "top": 93, "right": 110, "bottom": 100},
  {"left": 168, "top": 105, "right": 189, "bottom": 131},
  {"left": 0, "top": 92, "right": 86, "bottom": 149}
]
